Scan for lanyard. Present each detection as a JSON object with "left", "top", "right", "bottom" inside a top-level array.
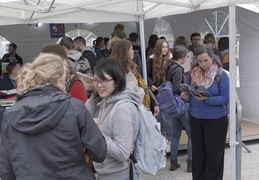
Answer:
[{"left": 9, "top": 77, "right": 16, "bottom": 88}]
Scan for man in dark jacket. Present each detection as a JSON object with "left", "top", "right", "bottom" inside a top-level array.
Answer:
[
  {"left": 0, "top": 62, "right": 20, "bottom": 99},
  {"left": 2, "top": 43, "right": 23, "bottom": 65}
]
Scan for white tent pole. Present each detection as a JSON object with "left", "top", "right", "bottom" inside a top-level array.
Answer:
[
  {"left": 138, "top": 1, "right": 147, "bottom": 82},
  {"left": 229, "top": 5, "right": 237, "bottom": 180}
]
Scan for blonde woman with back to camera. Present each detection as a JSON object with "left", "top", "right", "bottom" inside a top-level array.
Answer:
[{"left": 0, "top": 53, "right": 107, "bottom": 180}]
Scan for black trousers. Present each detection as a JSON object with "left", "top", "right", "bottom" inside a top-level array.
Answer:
[{"left": 189, "top": 115, "right": 228, "bottom": 180}]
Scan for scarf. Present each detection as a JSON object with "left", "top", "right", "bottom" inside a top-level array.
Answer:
[{"left": 191, "top": 63, "right": 218, "bottom": 89}]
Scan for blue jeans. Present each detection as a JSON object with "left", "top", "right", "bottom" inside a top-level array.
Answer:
[
  {"left": 170, "top": 103, "right": 192, "bottom": 162},
  {"left": 157, "top": 111, "right": 172, "bottom": 140}
]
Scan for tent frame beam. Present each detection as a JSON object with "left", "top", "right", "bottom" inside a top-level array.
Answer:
[
  {"left": 0, "top": 2, "right": 42, "bottom": 12},
  {"left": 144, "top": 0, "right": 190, "bottom": 7},
  {"left": 194, "top": 0, "right": 208, "bottom": 7},
  {"left": 29, "top": 0, "right": 41, "bottom": 20},
  {"left": 53, "top": 0, "right": 128, "bottom": 13},
  {"left": 24, "top": 0, "right": 42, "bottom": 9},
  {"left": 144, "top": 3, "right": 161, "bottom": 14},
  {"left": 46, "top": 0, "right": 55, "bottom": 12},
  {"left": 33, "top": 7, "right": 137, "bottom": 21}
]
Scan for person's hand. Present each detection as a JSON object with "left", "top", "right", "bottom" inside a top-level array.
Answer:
[
  {"left": 106, "top": 37, "right": 117, "bottom": 50},
  {"left": 194, "top": 94, "right": 208, "bottom": 101},
  {"left": 93, "top": 118, "right": 99, "bottom": 125},
  {"left": 153, "top": 105, "right": 160, "bottom": 117},
  {"left": 93, "top": 89, "right": 99, "bottom": 96},
  {"left": 151, "top": 85, "right": 159, "bottom": 92},
  {"left": 181, "top": 91, "right": 189, "bottom": 100}
]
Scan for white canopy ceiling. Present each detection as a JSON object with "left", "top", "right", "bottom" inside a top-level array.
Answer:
[{"left": 0, "top": 0, "right": 258, "bottom": 25}]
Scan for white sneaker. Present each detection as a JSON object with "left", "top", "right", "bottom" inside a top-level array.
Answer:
[{"left": 165, "top": 140, "right": 171, "bottom": 153}]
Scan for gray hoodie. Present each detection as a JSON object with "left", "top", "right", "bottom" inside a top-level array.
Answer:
[
  {"left": 86, "top": 83, "right": 144, "bottom": 180},
  {"left": 67, "top": 50, "right": 82, "bottom": 62}
]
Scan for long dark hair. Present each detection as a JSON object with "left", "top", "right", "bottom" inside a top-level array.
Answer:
[{"left": 152, "top": 39, "right": 170, "bottom": 84}]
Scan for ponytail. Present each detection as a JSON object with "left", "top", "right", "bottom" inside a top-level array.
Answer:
[{"left": 17, "top": 53, "right": 68, "bottom": 93}]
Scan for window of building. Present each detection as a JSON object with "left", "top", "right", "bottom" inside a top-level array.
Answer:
[
  {"left": 152, "top": 20, "right": 174, "bottom": 48},
  {"left": 199, "top": 11, "right": 240, "bottom": 87},
  {"left": 0, "top": 36, "right": 10, "bottom": 59},
  {"left": 199, "top": 11, "right": 240, "bottom": 58},
  {"left": 56, "top": 29, "right": 97, "bottom": 47}
]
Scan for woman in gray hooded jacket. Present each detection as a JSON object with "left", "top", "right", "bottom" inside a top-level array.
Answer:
[{"left": 86, "top": 58, "right": 144, "bottom": 180}]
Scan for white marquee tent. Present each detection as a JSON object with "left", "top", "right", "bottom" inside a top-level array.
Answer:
[
  {"left": 0, "top": 0, "right": 257, "bottom": 24},
  {"left": 1, "top": 1, "right": 259, "bottom": 179}
]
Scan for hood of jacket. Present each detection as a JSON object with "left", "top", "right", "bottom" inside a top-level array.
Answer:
[
  {"left": 67, "top": 50, "right": 82, "bottom": 61},
  {"left": 220, "top": 49, "right": 229, "bottom": 56},
  {"left": 86, "top": 47, "right": 96, "bottom": 56},
  {"left": 101, "top": 82, "right": 144, "bottom": 106},
  {"left": 4, "top": 85, "right": 71, "bottom": 135}
]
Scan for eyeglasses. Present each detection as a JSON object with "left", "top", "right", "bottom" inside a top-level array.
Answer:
[{"left": 91, "top": 78, "right": 113, "bottom": 86}]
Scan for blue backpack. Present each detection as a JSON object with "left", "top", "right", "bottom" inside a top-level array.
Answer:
[
  {"left": 157, "top": 81, "right": 185, "bottom": 118},
  {"left": 109, "top": 99, "right": 166, "bottom": 176}
]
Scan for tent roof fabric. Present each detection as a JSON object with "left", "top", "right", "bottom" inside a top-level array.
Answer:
[{"left": 0, "top": 0, "right": 258, "bottom": 25}]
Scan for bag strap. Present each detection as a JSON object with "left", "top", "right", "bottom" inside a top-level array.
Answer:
[
  {"left": 109, "top": 99, "right": 140, "bottom": 128},
  {"left": 68, "top": 56, "right": 76, "bottom": 62},
  {"left": 129, "top": 154, "right": 137, "bottom": 180},
  {"left": 167, "top": 62, "right": 182, "bottom": 81},
  {"left": 66, "top": 76, "right": 81, "bottom": 92},
  {"left": 99, "top": 104, "right": 115, "bottom": 126},
  {"left": 215, "top": 68, "right": 223, "bottom": 89},
  {"left": 132, "top": 65, "right": 141, "bottom": 79}
]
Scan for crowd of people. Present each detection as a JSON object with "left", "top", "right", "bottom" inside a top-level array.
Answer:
[{"left": 0, "top": 23, "right": 229, "bottom": 180}]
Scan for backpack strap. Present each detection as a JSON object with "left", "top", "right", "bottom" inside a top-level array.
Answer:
[
  {"left": 167, "top": 61, "right": 182, "bottom": 81},
  {"left": 68, "top": 56, "right": 76, "bottom": 62},
  {"left": 66, "top": 76, "right": 81, "bottom": 92},
  {"left": 215, "top": 68, "right": 223, "bottom": 89},
  {"left": 108, "top": 99, "right": 139, "bottom": 134},
  {"left": 129, "top": 154, "right": 137, "bottom": 180}
]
